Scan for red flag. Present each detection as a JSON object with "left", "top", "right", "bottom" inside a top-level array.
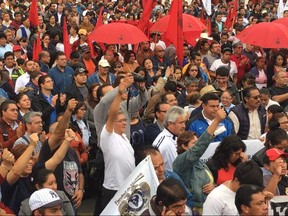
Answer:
[
  {"left": 166, "top": 0, "right": 184, "bottom": 66},
  {"left": 28, "top": 0, "right": 39, "bottom": 27},
  {"left": 137, "top": 0, "right": 154, "bottom": 35},
  {"left": 207, "top": 17, "right": 212, "bottom": 35},
  {"left": 224, "top": 2, "right": 237, "bottom": 31},
  {"left": 63, "top": 17, "right": 71, "bottom": 60},
  {"left": 88, "top": 7, "right": 104, "bottom": 56},
  {"left": 200, "top": 10, "right": 206, "bottom": 25},
  {"left": 96, "top": 6, "right": 104, "bottom": 28},
  {"left": 32, "top": 32, "right": 42, "bottom": 60}
]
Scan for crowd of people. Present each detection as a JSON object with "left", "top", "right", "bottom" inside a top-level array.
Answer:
[{"left": 0, "top": 0, "right": 288, "bottom": 215}]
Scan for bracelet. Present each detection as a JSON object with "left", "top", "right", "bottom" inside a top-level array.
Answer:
[
  {"left": 1, "top": 163, "right": 12, "bottom": 171},
  {"left": 78, "top": 188, "right": 85, "bottom": 193}
]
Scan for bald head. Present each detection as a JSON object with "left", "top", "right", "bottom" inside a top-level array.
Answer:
[{"left": 155, "top": 45, "right": 165, "bottom": 58}]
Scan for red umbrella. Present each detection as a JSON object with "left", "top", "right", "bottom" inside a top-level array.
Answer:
[
  {"left": 273, "top": 18, "right": 288, "bottom": 26},
  {"left": 151, "top": 13, "right": 207, "bottom": 33},
  {"left": 88, "top": 23, "right": 149, "bottom": 44},
  {"left": 237, "top": 22, "right": 288, "bottom": 48}
]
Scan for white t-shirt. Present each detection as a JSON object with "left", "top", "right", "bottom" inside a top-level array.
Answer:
[
  {"left": 203, "top": 183, "right": 238, "bottom": 215},
  {"left": 210, "top": 59, "right": 238, "bottom": 80},
  {"left": 152, "top": 128, "right": 177, "bottom": 171},
  {"left": 100, "top": 125, "right": 135, "bottom": 190}
]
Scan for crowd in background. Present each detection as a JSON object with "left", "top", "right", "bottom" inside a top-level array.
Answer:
[{"left": 0, "top": 0, "right": 288, "bottom": 215}]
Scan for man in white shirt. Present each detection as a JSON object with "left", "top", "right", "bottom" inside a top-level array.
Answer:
[
  {"left": 14, "top": 60, "right": 35, "bottom": 93},
  {"left": 152, "top": 106, "right": 186, "bottom": 171},
  {"left": 203, "top": 161, "right": 264, "bottom": 215},
  {"left": 260, "top": 88, "right": 280, "bottom": 110},
  {"left": 210, "top": 46, "right": 238, "bottom": 83}
]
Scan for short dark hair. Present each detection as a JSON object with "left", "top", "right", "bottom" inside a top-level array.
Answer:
[
  {"left": 38, "top": 75, "right": 51, "bottom": 89},
  {"left": 201, "top": 92, "right": 219, "bottom": 105},
  {"left": 134, "top": 145, "right": 160, "bottom": 166},
  {"left": 164, "top": 81, "right": 177, "bottom": 93},
  {"left": 70, "top": 51, "right": 81, "bottom": 59},
  {"left": 243, "top": 86, "right": 259, "bottom": 101},
  {"left": 235, "top": 184, "right": 264, "bottom": 214},
  {"left": 161, "top": 92, "right": 175, "bottom": 103},
  {"left": 0, "top": 100, "right": 17, "bottom": 117},
  {"left": 233, "top": 160, "right": 263, "bottom": 187},
  {"left": 4, "top": 51, "right": 14, "bottom": 60},
  {"left": 216, "top": 66, "right": 229, "bottom": 77},
  {"left": 155, "top": 178, "right": 187, "bottom": 207},
  {"left": 259, "top": 88, "right": 270, "bottom": 96}
]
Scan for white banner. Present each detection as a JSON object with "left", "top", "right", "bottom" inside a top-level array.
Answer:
[
  {"left": 101, "top": 156, "right": 159, "bottom": 215},
  {"left": 202, "top": 0, "right": 212, "bottom": 16},
  {"left": 268, "top": 196, "right": 288, "bottom": 215},
  {"left": 278, "top": 0, "right": 285, "bottom": 18},
  {"left": 200, "top": 139, "right": 265, "bottom": 162}
]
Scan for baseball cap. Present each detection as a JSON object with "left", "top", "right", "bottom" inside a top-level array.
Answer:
[
  {"left": 199, "top": 85, "right": 218, "bottom": 96},
  {"left": 78, "top": 29, "right": 88, "bottom": 36},
  {"left": 13, "top": 45, "right": 21, "bottom": 52},
  {"left": 221, "top": 45, "right": 233, "bottom": 53},
  {"left": 266, "top": 148, "right": 288, "bottom": 161},
  {"left": 98, "top": 59, "right": 110, "bottom": 68},
  {"left": 74, "top": 67, "right": 88, "bottom": 76},
  {"left": 81, "top": 45, "right": 90, "bottom": 53},
  {"left": 29, "top": 188, "right": 63, "bottom": 211}
]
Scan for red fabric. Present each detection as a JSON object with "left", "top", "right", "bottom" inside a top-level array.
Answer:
[
  {"left": 63, "top": 17, "right": 71, "bottom": 60},
  {"left": 216, "top": 164, "right": 236, "bottom": 186},
  {"left": 28, "top": 0, "right": 39, "bottom": 27},
  {"left": 69, "top": 133, "right": 88, "bottom": 165},
  {"left": 88, "top": 7, "right": 104, "bottom": 57},
  {"left": 32, "top": 32, "right": 42, "bottom": 61},
  {"left": 0, "top": 202, "right": 14, "bottom": 214},
  {"left": 137, "top": 0, "right": 154, "bottom": 35},
  {"left": 166, "top": 0, "right": 184, "bottom": 66},
  {"left": 230, "top": 54, "right": 251, "bottom": 81},
  {"left": 207, "top": 17, "right": 212, "bottom": 35},
  {"left": 95, "top": 6, "right": 104, "bottom": 29},
  {"left": 224, "top": 7, "right": 237, "bottom": 31}
]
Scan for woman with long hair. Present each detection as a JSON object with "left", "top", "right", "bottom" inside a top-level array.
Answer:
[
  {"left": 253, "top": 121, "right": 288, "bottom": 167},
  {"left": 267, "top": 52, "right": 287, "bottom": 87},
  {"left": 122, "top": 50, "right": 139, "bottom": 73},
  {"left": 183, "top": 63, "right": 206, "bottom": 89},
  {"left": 206, "top": 136, "right": 248, "bottom": 185}
]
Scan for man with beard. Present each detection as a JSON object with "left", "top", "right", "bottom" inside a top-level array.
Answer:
[
  {"left": 136, "top": 41, "right": 154, "bottom": 66},
  {"left": 65, "top": 67, "right": 89, "bottom": 102},
  {"left": 14, "top": 60, "right": 36, "bottom": 94},
  {"left": 229, "top": 86, "right": 266, "bottom": 140},
  {"left": 152, "top": 106, "right": 186, "bottom": 171}
]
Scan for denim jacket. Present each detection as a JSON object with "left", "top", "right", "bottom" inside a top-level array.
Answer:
[{"left": 173, "top": 131, "right": 214, "bottom": 208}]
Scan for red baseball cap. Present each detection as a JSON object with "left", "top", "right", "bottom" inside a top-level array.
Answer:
[
  {"left": 13, "top": 45, "right": 21, "bottom": 52},
  {"left": 266, "top": 148, "right": 288, "bottom": 161}
]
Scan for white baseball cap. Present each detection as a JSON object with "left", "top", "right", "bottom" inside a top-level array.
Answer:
[
  {"left": 29, "top": 188, "right": 63, "bottom": 211},
  {"left": 98, "top": 59, "right": 110, "bottom": 68}
]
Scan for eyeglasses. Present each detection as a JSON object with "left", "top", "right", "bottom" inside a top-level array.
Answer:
[
  {"left": 115, "top": 65, "right": 122, "bottom": 68},
  {"left": 250, "top": 95, "right": 261, "bottom": 100},
  {"left": 114, "top": 118, "right": 127, "bottom": 123},
  {"left": 190, "top": 69, "right": 198, "bottom": 72}
]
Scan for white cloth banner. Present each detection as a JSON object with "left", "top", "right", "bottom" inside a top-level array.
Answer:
[
  {"left": 101, "top": 156, "right": 159, "bottom": 215},
  {"left": 202, "top": 0, "right": 212, "bottom": 16},
  {"left": 278, "top": 0, "right": 285, "bottom": 18},
  {"left": 268, "top": 196, "right": 288, "bottom": 215},
  {"left": 200, "top": 139, "right": 265, "bottom": 162}
]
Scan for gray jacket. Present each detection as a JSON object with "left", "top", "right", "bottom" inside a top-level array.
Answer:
[
  {"left": 94, "top": 86, "right": 148, "bottom": 146},
  {"left": 18, "top": 190, "right": 75, "bottom": 216}
]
